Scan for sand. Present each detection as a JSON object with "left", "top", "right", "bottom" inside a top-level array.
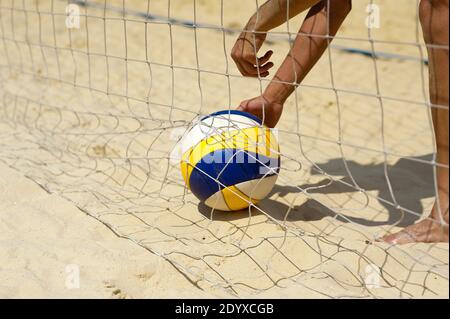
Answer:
[
  {"left": 0, "top": 163, "right": 212, "bottom": 298},
  {"left": 0, "top": 0, "right": 448, "bottom": 298}
]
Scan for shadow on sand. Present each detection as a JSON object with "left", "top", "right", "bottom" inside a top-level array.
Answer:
[{"left": 197, "top": 154, "right": 435, "bottom": 228}]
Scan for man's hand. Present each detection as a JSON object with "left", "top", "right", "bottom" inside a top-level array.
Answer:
[
  {"left": 231, "top": 30, "right": 274, "bottom": 78},
  {"left": 230, "top": 0, "right": 321, "bottom": 78},
  {"left": 238, "top": 95, "right": 284, "bottom": 128}
]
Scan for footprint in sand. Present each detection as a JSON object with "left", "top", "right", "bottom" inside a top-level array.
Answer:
[{"left": 103, "top": 280, "right": 128, "bottom": 299}]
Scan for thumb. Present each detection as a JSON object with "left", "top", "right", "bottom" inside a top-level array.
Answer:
[{"left": 237, "top": 100, "right": 249, "bottom": 112}]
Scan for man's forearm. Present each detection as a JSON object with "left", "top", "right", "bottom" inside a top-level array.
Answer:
[
  {"left": 246, "top": 0, "right": 322, "bottom": 32},
  {"left": 264, "top": 0, "right": 351, "bottom": 103}
]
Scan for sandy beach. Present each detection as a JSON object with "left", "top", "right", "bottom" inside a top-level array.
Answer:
[{"left": 0, "top": 0, "right": 448, "bottom": 298}]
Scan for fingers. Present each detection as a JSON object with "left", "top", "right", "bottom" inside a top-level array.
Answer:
[
  {"left": 236, "top": 60, "right": 259, "bottom": 77},
  {"left": 240, "top": 62, "right": 273, "bottom": 77},
  {"left": 258, "top": 50, "right": 273, "bottom": 66},
  {"left": 238, "top": 100, "right": 249, "bottom": 111},
  {"left": 257, "top": 61, "right": 274, "bottom": 74},
  {"left": 235, "top": 57, "right": 274, "bottom": 78},
  {"left": 231, "top": 37, "right": 275, "bottom": 77}
]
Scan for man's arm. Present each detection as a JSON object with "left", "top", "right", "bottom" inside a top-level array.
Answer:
[
  {"left": 231, "top": 0, "right": 322, "bottom": 77},
  {"left": 238, "top": 0, "right": 352, "bottom": 127},
  {"left": 245, "top": 0, "right": 322, "bottom": 33},
  {"left": 264, "top": 0, "right": 352, "bottom": 104}
]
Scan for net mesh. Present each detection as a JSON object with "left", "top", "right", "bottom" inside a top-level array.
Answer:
[{"left": 0, "top": 0, "right": 448, "bottom": 297}]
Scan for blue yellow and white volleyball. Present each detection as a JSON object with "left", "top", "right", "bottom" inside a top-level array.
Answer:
[{"left": 180, "top": 110, "right": 280, "bottom": 211}]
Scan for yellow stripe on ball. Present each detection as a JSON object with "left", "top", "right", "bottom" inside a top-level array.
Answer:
[
  {"left": 180, "top": 126, "right": 279, "bottom": 189},
  {"left": 222, "top": 186, "right": 259, "bottom": 211}
]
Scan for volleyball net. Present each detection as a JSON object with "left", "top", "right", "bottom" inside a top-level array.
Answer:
[{"left": 0, "top": 0, "right": 448, "bottom": 297}]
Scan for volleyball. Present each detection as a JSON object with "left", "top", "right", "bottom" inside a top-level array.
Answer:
[{"left": 180, "top": 110, "right": 280, "bottom": 211}]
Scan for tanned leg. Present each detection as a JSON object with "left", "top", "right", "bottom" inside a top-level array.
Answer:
[{"left": 383, "top": 0, "right": 449, "bottom": 244}]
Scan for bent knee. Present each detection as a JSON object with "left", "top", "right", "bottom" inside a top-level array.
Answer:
[
  {"left": 431, "top": 0, "right": 448, "bottom": 8},
  {"left": 345, "top": 0, "right": 352, "bottom": 13},
  {"left": 337, "top": 0, "right": 352, "bottom": 13},
  {"left": 330, "top": 0, "right": 352, "bottom": 16},
  {"left": 420, "top": 0, "right": 448, "bottom": 11},
  {"left": 420, "top": 0, "right": 449, "bottom": 44}
]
